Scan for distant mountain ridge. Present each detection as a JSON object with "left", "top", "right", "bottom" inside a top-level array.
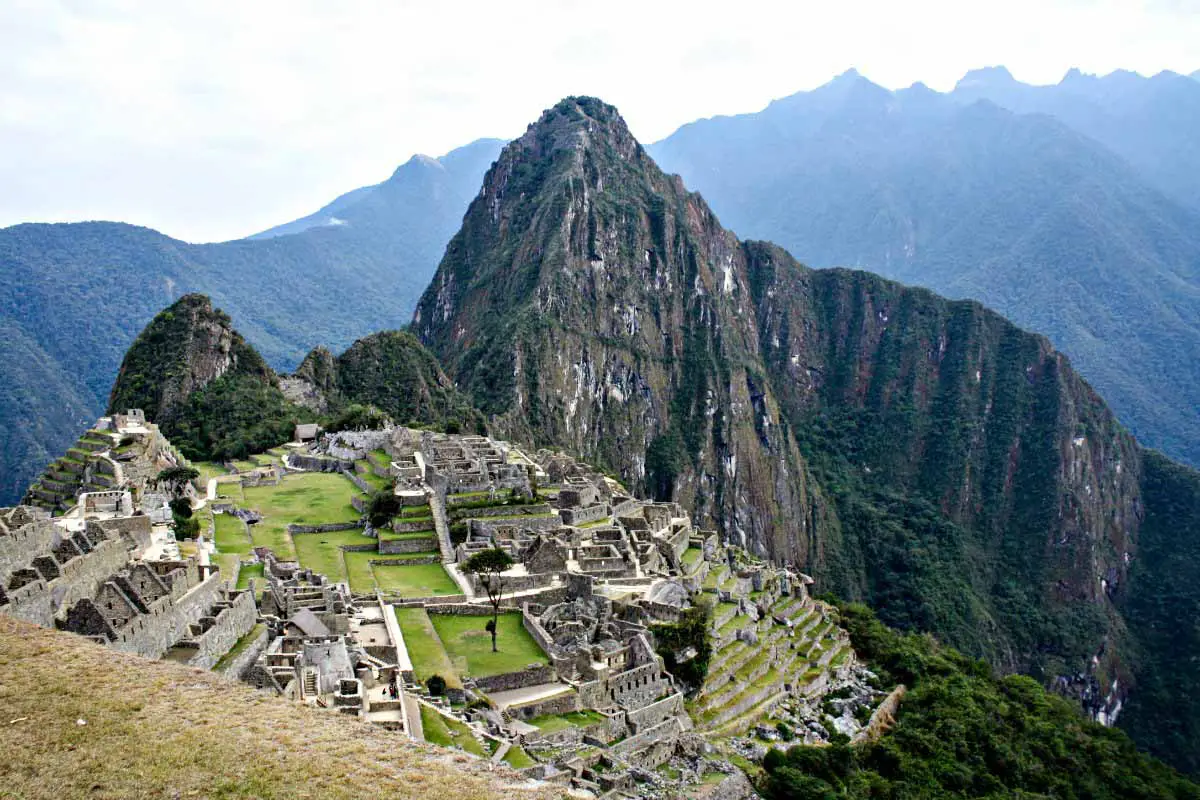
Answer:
[
  {"left": 0, "top": 138, "right": 504, "bottom": 503},
  {"left": 648, "top": 68, "right": 1200, "bottom": 469}
]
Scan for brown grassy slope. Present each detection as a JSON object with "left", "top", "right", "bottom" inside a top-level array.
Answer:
[{"left": 0, "top": 616, "right": 555, "bottom": 800}]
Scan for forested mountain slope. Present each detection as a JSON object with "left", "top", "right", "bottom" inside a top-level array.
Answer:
[{"left": 648, "top": 71, "right": 1200, "bottom": 470}]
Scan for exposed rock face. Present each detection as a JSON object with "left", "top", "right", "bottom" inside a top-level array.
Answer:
[
  {"left": 108, "top": 293, "right": 275, "bottom": 425},
  {"left": 281, "top": 347, "right": 338, "bottom": 413},
  {"left": 412, "top": 97, "right": 1196, "bottom": 740}
]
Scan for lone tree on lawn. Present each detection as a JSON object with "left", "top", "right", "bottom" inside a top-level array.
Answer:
[{"left": 462, "top": 547, "right": 514, "bottom": 653}]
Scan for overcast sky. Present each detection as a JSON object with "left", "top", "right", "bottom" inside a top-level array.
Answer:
[{"left": 2, "top": 0, "right": 1198, "bottom": 243}]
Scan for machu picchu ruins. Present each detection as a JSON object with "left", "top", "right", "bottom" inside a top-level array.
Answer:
[{"left": 0, "top": 410, "right": 896, "bottom": 798}]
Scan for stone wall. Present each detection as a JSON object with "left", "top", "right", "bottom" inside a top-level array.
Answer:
[
  {"left": 2, "top": 533, "right": 130, "bottom": 629},
  {"left": 288, "top": 522, "right": 361, "bottom": 534},
  {"left": 108, "top": 570, "right": 225, "bottom": 660},
  {"left": 607, "top": 716, "right": 682, "bottom": 767},
  {"left": 379, "top": 536, "right": 438, "bottom": 555},
  {"left": 505, "top": 688, "right": 580, "bottom": 720},
  {"left": 474, "top": 663, "right": 557, "bottom": 693},
  {"left": 185, "top": 589, "right": 258, "bottom": 670},
  {"left": 219, "top": 625, "right": 271, "bottom": 681},
  {"left": 469, "top": 516, "right": 560, "bottom": 538},
  {"left": 559, "top": 504, "right": 609, "bottom": 526},
  {"left": 851, "top": 684, "right": 906, "bottom": 745},
  {"left": 343, "top": 470, "right": 375, "bottom": 496},
  {"left": 95, "top": 515, "right": 154, "bottom": 553},
  {"left": 287, "top": 454, "right": 355, "bottom": 473},
  {"left": 0, "top": 519, "right": 57, "bottom": 579},
  {"left": 453, "top": 503, "right": 554, "bottom": 519},
  {"left": 624, "top": 692, "right": 685, "bottom": 733},
  {"left": 692, "top": 770, "right": 757, "bottom": 800}
]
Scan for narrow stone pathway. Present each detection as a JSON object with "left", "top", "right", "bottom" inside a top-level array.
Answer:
[
  {"left": 490, "top": 740, "right": 511, "bottom": 764},
  {"left": 403, "top": 694, "right": 424, "bottom": 741}
]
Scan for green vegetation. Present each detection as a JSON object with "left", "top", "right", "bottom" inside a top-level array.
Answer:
[
  {"left": 107, "top": 295, "right": 311, "bottom": 463},
  {"left": 234, "top": 562, "right": 264, "bottom": 590},
  {"left": 366, "top": 490, "right": 402, "bottom": 528},
  {"left": 528, "top": 710, "right": 605, "bottom": 733},
  {"left": 502, "top": 746, "right": 535, "bottom": 769},
  {"left": 461, "top": 547, "right": 515, "bottom": 652},
  {"left": 393, "top": 608, "right": 461, "bottom": 688},
  {"left": 241, "top": 472, "right": 363, "bottom": 559},
  {"left": 650, "top": 602, "right": 713, "bottom": 691},
  {"left": 418, "top": 704, "right": 487, "bottom": 756},
  {"left": 368, "top": 563, "right": 458, "bottom": 597},
  {"left": 342, "top": 553, "right": 445, "bottom": 595},
  {"left": 760, "top": 604, "right": 1199, "bottom": 798},
  {"left": 291, "top": 529, "right": 374, "bottom": 583},
  {"left": 1119, "top": 451, "right": 1200, "bottom": 775},
  {"left": 213, "top": 623, "right": 265, "bottom": 672},
  {"left": 429, "top": 612, "right": 547, "bottom": 678}
]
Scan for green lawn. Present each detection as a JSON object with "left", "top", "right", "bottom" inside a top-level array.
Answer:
[
  {"left": 241, "top": 472, "right": 363, "bottom": 559},
  {"left": 528, "top": 710, "right": 604, "bottom": 733},
  {"left": 682, "top": 547, "right": 704, "bottom": 570},
  {"left": 193, "top": 461, "right": 229, "bottom": 484},
  {"left": 342, "top": 552, "right": 442, "bottom": 594},
  {"left": 214, "top": 623, "right": 265, "bottom": 672},
  {"left": 419, "top": 704, "right": 486, "bottom": 756},
  {"left": 502, "top": 745, "right": 535, "bottom": 769},
  {"left": 234, "top": 562, "right": 264, "bottom": 590},
  {"left": 212, "top": 512, "right": 251, "bottom": 555},
  {"left": 292, "top": 529, "right": 375, "bottom": 584},
  {"left": 429, "top": 612, "right": 548, "bottom": 678},
  {"left": 393, "top": 608, "right": 461, "bottom": 688},
  {"left": 372, "top": 563, "right": 458, "bottom": 596}
]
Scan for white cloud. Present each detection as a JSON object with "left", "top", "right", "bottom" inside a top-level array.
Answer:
[{"left": 1, "top": 0, "right": 1197, "bottom": 242}]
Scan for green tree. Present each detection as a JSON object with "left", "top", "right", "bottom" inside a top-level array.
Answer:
[
  {"left": 366, "top": 490, "right": 401, "bottom": 529},
  {"left": 462, "top": 547, "right": 514, "bottom": 653}
]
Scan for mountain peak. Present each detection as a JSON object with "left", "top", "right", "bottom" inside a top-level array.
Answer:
[
  {"left": 954, "top": 65, "right": 1017, "bottom": 90},
  {"left": 519, "top": 96, "right": 637, "bottom": 155}
]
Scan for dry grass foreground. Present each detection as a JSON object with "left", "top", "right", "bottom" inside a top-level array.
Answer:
[{"left": 0, "top": 616, "right": 558, "bottom": 800}]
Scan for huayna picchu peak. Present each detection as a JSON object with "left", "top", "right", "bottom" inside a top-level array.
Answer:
[
  {"left": 5, "top": 83, "right": 1200, "bottom": 798},
  {"left": 414, "top": 96, "right": 1200, "bottom": 775}
]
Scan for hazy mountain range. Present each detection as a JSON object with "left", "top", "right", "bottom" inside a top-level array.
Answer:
[
  {"left": 0, "top": 139, "right": 502, "bottom": 502},
  {"left": 1, "top": 65, "right": 1198, "bottom": 506}
]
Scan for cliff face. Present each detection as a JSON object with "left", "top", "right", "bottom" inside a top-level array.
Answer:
[{"left": 412, "top": 97, "right": 1176, "bottom": 725}]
